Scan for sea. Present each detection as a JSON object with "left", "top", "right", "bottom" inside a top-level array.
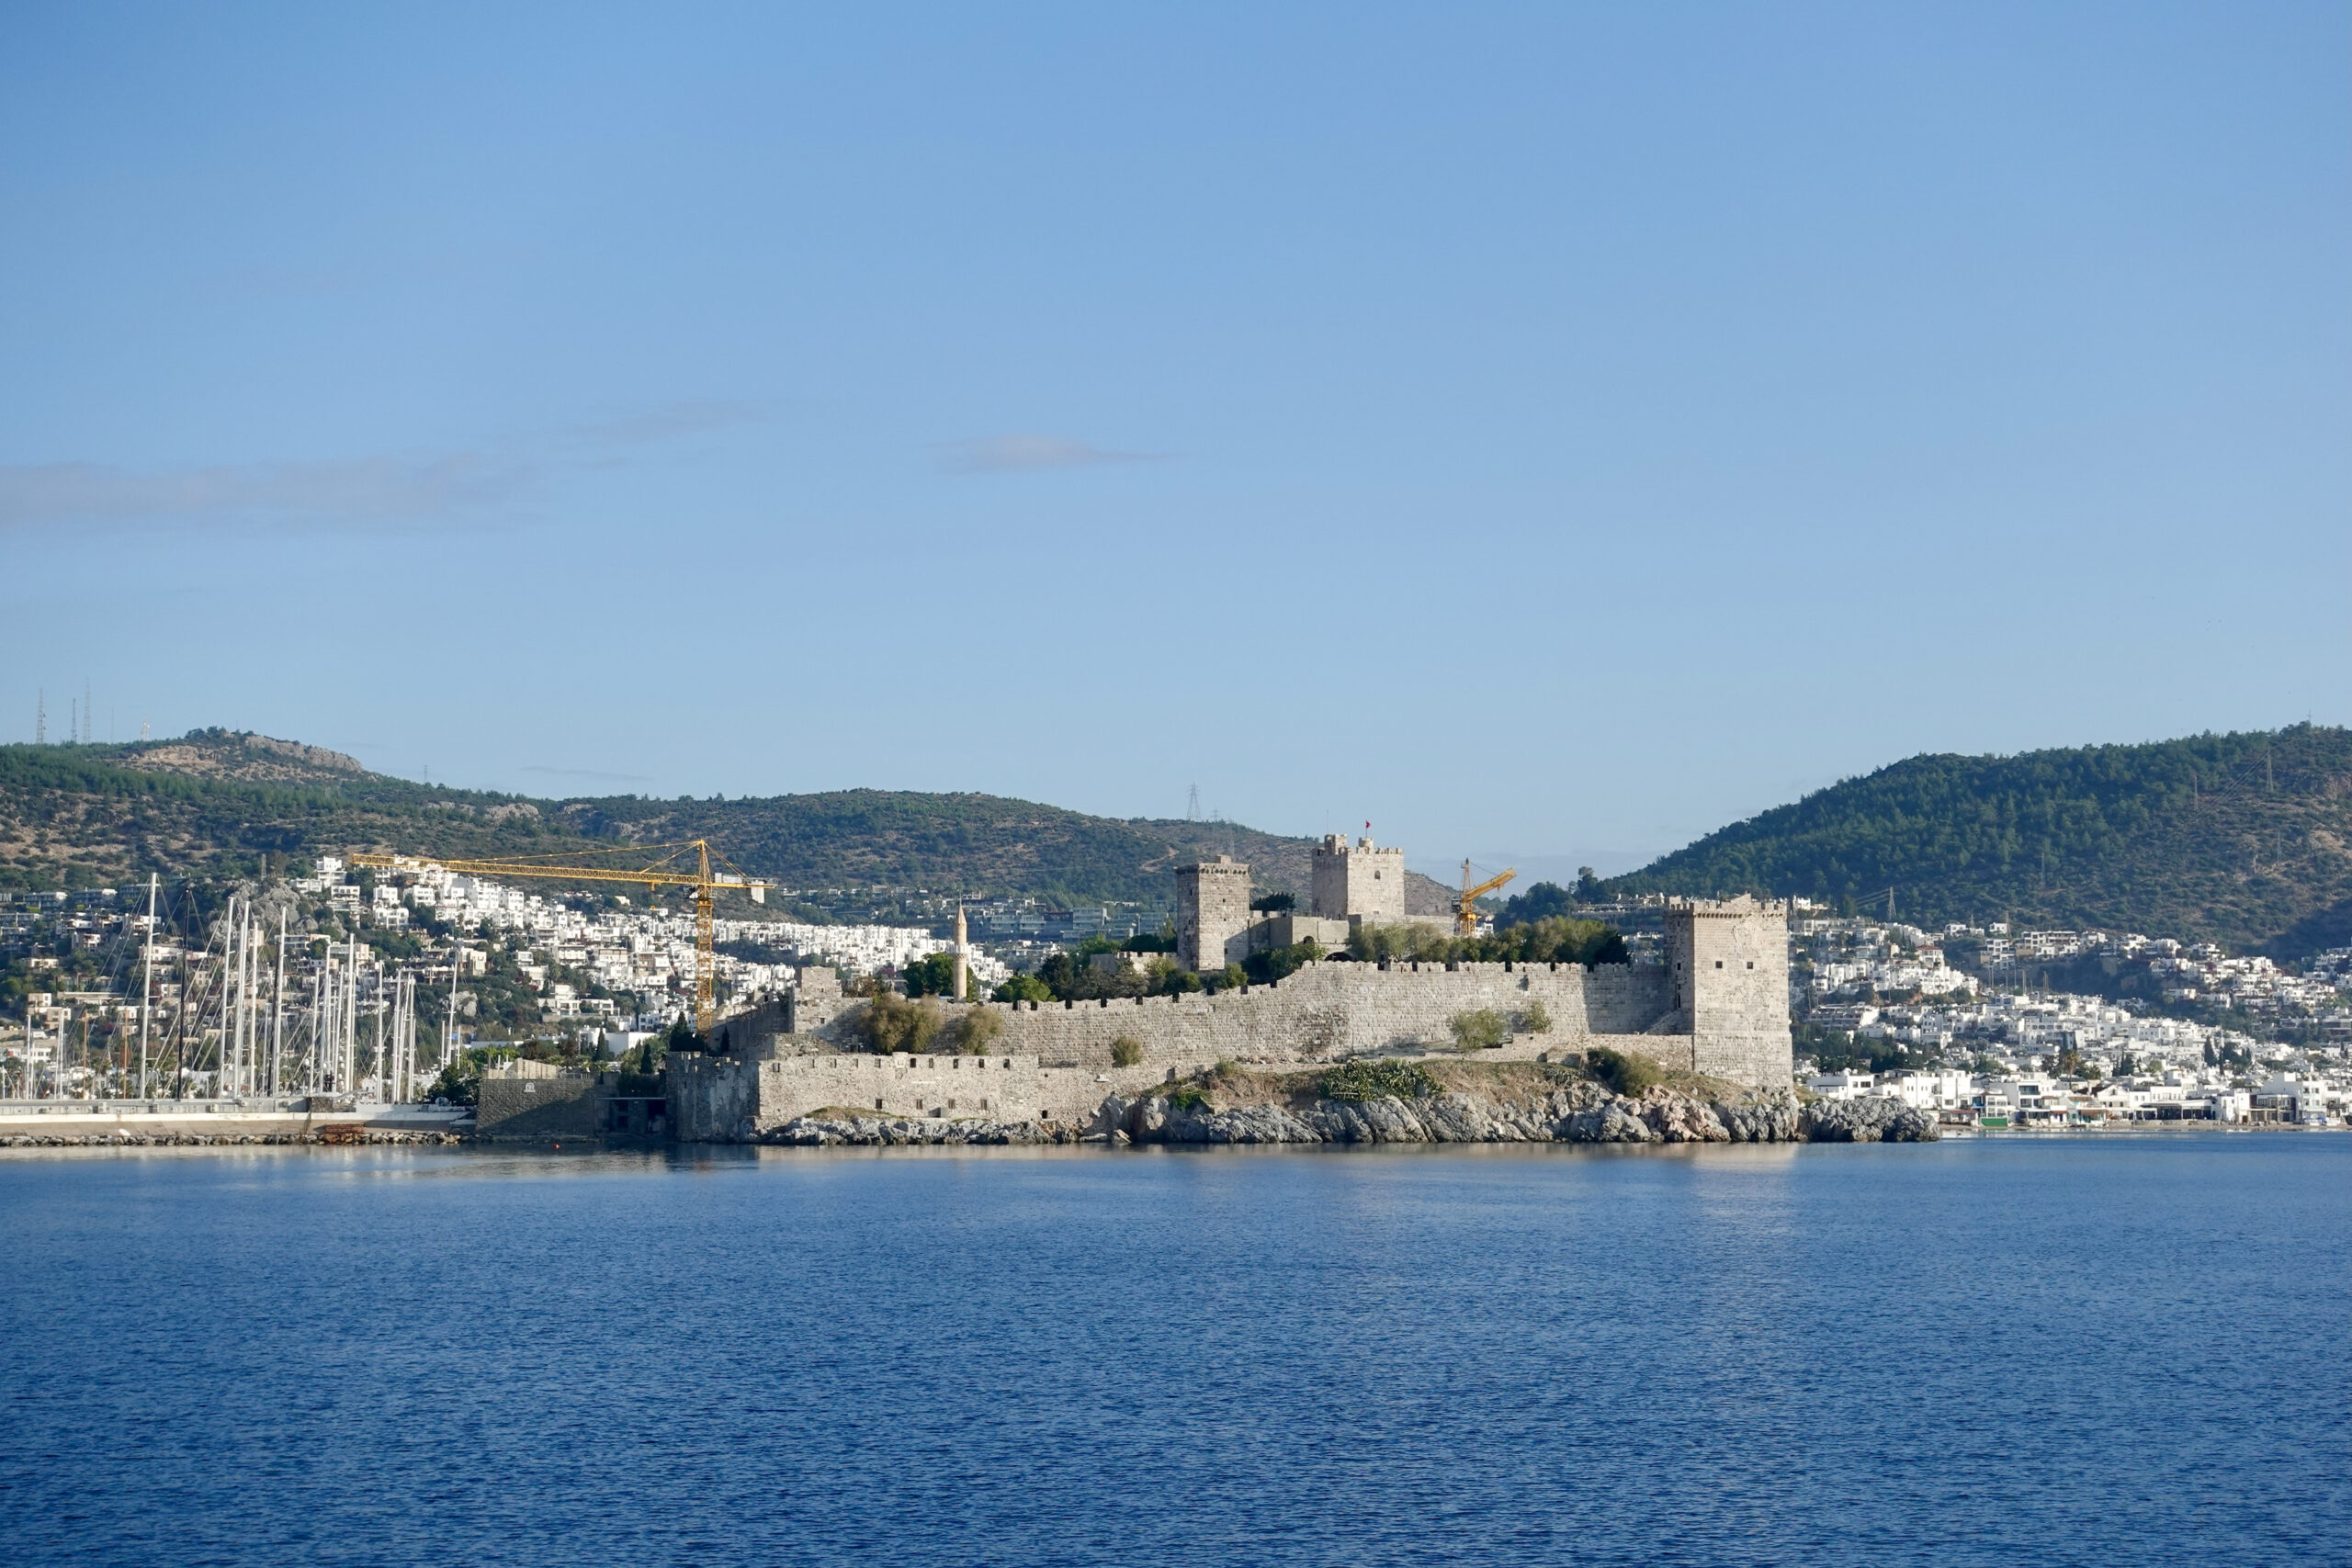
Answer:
[{"left": 0, "top": 1134, "right": 2344, "bottom": 1567}]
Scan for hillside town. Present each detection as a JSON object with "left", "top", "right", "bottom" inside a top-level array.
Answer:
[
  {"left": 1786, "top": 912, "right": 2351, "bottom": 1127},
  {"left": 1, "top": 862, "right": 2347, "bottom": 1127}
]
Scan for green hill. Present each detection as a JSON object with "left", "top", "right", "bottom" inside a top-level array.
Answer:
[
  {"left": 1610, "top": 725, "right": 2352, "bottom": 955},
  {"left": 0, "top": 729, "right": 1454, "bottom": 915}
]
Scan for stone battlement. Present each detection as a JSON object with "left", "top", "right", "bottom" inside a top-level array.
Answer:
[{"left": 663, "top": 857, "right": 1797, "bottom": 1142}]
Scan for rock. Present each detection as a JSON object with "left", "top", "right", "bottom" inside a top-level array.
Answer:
[
  {"left": 1640, "top": 1093, "right": 1731, "bottom": 1143},
  {"left": 1563, "top": 1100, "right": 1659, "bottom": 1143},
  {"left": 1713, "top": 1092, "right": 1803, "bottom": 1143},
  {"left": 1801, "top": 1097, "right": 1941, "bottom": 1143}
]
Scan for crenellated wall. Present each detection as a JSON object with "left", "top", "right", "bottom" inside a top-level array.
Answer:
[
  {"left": 944, "top": 959, "right": 1671, "bottom": 1068},
  {"left": 664, "top": 897, "right": 1794, "bottom": 1141}
]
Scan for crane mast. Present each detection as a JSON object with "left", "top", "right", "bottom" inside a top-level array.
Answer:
[{"left": 1456, "top": 859, "right": 1517, "bottom": 937}]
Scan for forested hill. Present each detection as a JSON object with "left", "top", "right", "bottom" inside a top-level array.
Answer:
[
  {"left": 1611, "top": 726, "right": 2352, "bottom": 955},
  {"left": 0, "top": 730, "right": 1454, "bottom": 914}
]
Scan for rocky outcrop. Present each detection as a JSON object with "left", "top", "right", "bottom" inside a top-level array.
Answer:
[
  {"left": 1797, "top": 1097, "right": 1940, "bottom": 1143},
  {"left": 758, "top": 1115, "right": 1091, "bottom": 1147},
  {"left": 743, "top": 1086, "right": 1941, "bottom": 1149},
  {"left": 1114, "top": 1083, "right": 1828, "bottom": 1145}
]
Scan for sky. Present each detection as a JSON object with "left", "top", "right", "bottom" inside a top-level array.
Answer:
[{"left": 3, "top": 2, "right": 2346, "bottom": 881}]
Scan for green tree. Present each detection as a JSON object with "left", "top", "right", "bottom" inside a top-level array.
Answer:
[
  {"left": 993, "top": 973, "right": 1052, "bottom": 1004},
  {"left": 902, "top": 951, "right": 962, "bottom": 998}
]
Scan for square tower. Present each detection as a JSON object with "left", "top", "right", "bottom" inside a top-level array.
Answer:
[
  {"left": 1311, "top": 834, "right": 1407, "bottom": 923},
  {"left": 1176, "top": 857, "right": 1253, "bottom": 973},
  {"left": 1664, "top": 896, "right": 1793, "bottom": 1087}
]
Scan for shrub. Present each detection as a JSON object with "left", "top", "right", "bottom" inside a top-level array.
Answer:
[
  {"left": 1322, "top": 1057, "right": 1439, "bottom": 1102},
  {"left": 951, "top": 1008, "right": 1004, "bottom": 1055},
  {"left": 1586, "top": 1045, "right": 1659, "bottom": 1097},
  {"left": 1520, "top": 998, "right": 1553, "bottom": 1033},
  {"left": 1448, "top": 1008, "right": 1509, "bottom": 1052},
  {"left": 1109, "top": 1035, "right": 1144, "bottom": 1067},
  {"left": 851, "top": 990, "right": 944, "bottom": 1055}
]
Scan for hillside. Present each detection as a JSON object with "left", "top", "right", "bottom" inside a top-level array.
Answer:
[
  {"left": 0, "top": 730, "right": 1454, "bottom": 915},
  {"left": 1610, "top": 726, "right": 2352, "bottom": 955}
]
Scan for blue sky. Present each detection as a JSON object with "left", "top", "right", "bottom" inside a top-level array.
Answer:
[{"left": 3, "top": 2, "right": 2346, "bottom": 877}]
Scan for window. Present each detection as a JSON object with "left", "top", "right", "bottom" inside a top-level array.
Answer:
[
  {"left": 1714, "top": 961, "right": 1723, "bottom": 969},
  {"left": 1746, "top": 961, "right": 1754, "bottom": 970}
]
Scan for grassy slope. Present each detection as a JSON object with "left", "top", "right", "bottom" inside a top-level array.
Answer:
[
  {"left": 0, "top": 730, "right": 1454, "bottom": 912},
  {"left": 1610, "top": 725, "right": 2352, "bottom": 954}
]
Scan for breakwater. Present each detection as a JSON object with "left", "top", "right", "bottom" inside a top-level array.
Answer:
[{"left": 2, "top": 1128, "right": 465, "bottom": 1148}]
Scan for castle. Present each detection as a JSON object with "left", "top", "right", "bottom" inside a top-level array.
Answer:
[{"left": 641, "top": 846, "right": 1795, "bottom": 1144}]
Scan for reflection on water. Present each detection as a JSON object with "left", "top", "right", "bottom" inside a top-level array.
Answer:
[{"left": 0, "top": 1136, "right": 2342, "bottom": 1566}]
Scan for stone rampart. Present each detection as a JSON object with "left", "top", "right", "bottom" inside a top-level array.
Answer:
[
  {"left": 777, "top": 959, "right": 1684, "bottom": 1077},
  {"left": 667, "top": 1050, "right": 1172, "bottom": 1141},
  {"left": 477, "top": 1067, "right": 603, "bottom": 1138},
  {"left": 944, "top": 960, "right": 1671, "bottom": 1069}
]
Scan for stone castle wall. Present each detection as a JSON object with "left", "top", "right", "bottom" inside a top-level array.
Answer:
[
  {"left": 477, "top": 1066, "right": 605, "bottom": 1138},
  {"left": 670, "top": 1051, "right": 1170, "bottom": 1141},
  {"left": 956, "top": 959, "right": 1671, "bottom": 1068},
  {"left": 663, "top": 897, "right": 1796, "bottom": 1142}
]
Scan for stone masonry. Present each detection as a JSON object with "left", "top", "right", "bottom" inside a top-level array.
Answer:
[
  {"left": 1176, "top": 856, "right": 1253, "bottom": 972},
  {"left": 1311, "top": 834, "right": 1407, "bottom": 923},
  {"left": 664, "top": 886, "right": 1795, "bottom": 1142},
  {"left": 1662, "top": 895, "right": 1792, "bottom": 1088}
]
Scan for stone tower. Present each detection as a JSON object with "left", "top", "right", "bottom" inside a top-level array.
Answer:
[
  {"left": 1311, "top": 834, "right": 1406, "bottom": 923},
  {"left": 1176, "top": 857, "right": 1252, "bottom": 974},
  {"left": 1665, "top": 896, "right": 1792, "bottom": 1087}
]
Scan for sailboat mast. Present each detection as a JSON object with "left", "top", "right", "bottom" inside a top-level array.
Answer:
[{"left": 138, "top": 874, "right": 156, "bottom": 1100}]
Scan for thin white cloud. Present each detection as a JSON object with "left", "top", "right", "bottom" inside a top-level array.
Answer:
[
  {"left": 562, "top": 400, "right": 767, "bottom": 449},
  {"left": 935, "top": 434, "right": 1163, "bottom": 474},
  {"left": 0, "top": 454, "right": 528, "bottom": 533},
  {"left": 0, "top": 398, "right": 771, "bottom": 535}
]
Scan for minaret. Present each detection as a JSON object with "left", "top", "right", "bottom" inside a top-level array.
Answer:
[{"left": 953, "top": 904, "right": 969, "bottom": 1001}]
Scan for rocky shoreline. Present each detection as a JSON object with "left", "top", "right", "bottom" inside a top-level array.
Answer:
[{"left": 758, "top": 1081, "right": 1939, "bottom": 1148}]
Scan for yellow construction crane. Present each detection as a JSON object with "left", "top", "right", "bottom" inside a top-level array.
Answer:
[
  {"left": 348, "top": 841, "right": 774, "bottom": 1034},
  {"left": 1457, "top": 859, "right": 1517, "bottom": 937}
]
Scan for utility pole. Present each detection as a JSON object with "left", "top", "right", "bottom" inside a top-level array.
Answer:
[{"left": 138, "top": 874, "right": 156, "bottom": 1100}]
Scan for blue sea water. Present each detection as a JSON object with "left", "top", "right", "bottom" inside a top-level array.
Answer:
[{"left": 0, "top": 1136, "right": 2344, "bottom": 1567}]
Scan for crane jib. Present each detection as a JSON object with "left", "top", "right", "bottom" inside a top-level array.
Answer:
[{"left": 345, "top": 844, "right": 774, "bottom": 1034}]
